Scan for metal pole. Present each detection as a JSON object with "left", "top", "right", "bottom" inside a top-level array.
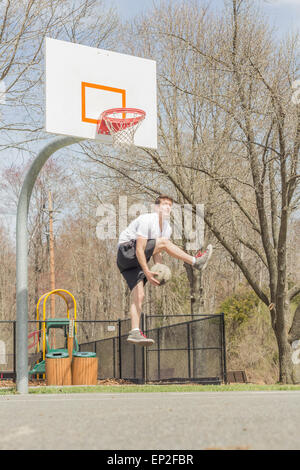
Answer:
[
  {"left": 142, "top": 312, "right": 146, "bottom": 384},
  {"left": 16, "top": 136, "right": 84, "bottom": 394},
  {"left": 113, "top": 337, "right": 116, "bottom": 379},
  {"left": 118, "top": 319, "right": 122, "bottom": 379},
  {"left": 157, "top": 328, "right": 160, "bottom": 381},
  {"left": 187, "top": 322, "right": 191, "bottom": 380},
  {"left": 221, "top": 313, "right": 227, "bottom": 384},
  {"left": 13, "top": 321, "right": 16, "bottom": 383}
]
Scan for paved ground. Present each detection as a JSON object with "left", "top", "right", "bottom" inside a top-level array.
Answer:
[{"left": 0, "top": 391, "right": 299, "bottom": 450}]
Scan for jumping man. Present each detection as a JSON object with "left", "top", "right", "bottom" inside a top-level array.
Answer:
[{"left": 116, "top": 195, "right": 213, "bottom": 346}]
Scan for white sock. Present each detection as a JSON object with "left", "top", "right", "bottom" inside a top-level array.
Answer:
[
  {"left": 192, "top": 257, "right": 196, "bottom": 265},
  {"left": 131, "top": 328, "right": 140, "bottom": 332}
]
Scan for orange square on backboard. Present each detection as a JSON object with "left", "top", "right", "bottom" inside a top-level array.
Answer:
[{"left": 81, "top": 82, "right": 126, "bottom": 124}]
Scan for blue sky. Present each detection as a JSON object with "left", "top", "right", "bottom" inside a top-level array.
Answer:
[{"left": 113, "top": 0, "right": 300, "bottom": 35}]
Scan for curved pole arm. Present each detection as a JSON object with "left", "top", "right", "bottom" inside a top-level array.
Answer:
[{"left": 16, "top": 136, "right": 84, "bottom": 394}]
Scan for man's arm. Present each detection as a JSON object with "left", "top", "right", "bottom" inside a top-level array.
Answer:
[{"left": 136, "top": 237, "right": 160, "bottom": 286}]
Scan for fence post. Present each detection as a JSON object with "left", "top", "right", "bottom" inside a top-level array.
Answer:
[
  {"left": 221, "top": 313, "right": 227, "bottom": 384},
  {"left": 141, "top": 312, "right": 146, "bottom": 384},
  {"left": 187, "top": 322, "right": 191, "bottom": 379},
  {"left": 118, "top": 319, "right": 122, "bottom": 379},
  {"left": 113, "top": 337, "right": 116, "bottom": 378},
  {"left": 157, "top": 328, "right": 160, "bottom": 381},
  {"left": 13, "top": 321, "right": 16, "bottom": 383}
]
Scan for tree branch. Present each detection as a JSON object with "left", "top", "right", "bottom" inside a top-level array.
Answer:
[{"left": 288, "top": 286, "right": 300, "bottom": 302}]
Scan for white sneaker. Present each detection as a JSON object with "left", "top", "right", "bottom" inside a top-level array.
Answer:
[
  {"left": 127, "top": 329, "right": 155, "bottom": 347},
  {"left": 193, "top": 244, "right": 213, "bottom": 271}
]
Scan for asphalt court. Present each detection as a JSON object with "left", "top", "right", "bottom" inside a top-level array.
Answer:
[{"left": 0, "top": 391, "right": 299, "bottom": 450}]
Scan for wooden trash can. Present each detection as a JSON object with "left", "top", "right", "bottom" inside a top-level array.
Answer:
[
  {"left": 46, "top": 352, "right": 72, "bottom": 386},
  {"left": 72, "top": 352, "right": 98, "bottom": 385}
]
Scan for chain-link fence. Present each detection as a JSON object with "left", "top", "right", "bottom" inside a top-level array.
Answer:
[
  {"left": 0, "top": 321, "right": 41, "bottom": 378},
  {"left": 0, "top": 321, "right": 15, "bottom": 378},
  {"left": 145, "top": 315, "right": 225, "bottom": 383},
  {"left": 0, "top": 314, "right": 226, "bottom": 384}
]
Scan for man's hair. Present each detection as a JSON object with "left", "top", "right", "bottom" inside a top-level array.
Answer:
[{"left": 155, "top": 195, "right": 174, "bottom": 205}]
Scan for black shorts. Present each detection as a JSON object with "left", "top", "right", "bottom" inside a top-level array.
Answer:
[{"left": 116, "top": 239, "right": 156, "bottom": 291}]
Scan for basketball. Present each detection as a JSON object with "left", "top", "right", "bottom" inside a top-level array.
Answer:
[{"left": 150, "top": 263, "right": 172, "bottom": 285}]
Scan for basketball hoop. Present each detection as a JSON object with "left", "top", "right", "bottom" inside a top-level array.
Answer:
[{"left": 97, "top": 108, "right": 146, "bottom": 148}]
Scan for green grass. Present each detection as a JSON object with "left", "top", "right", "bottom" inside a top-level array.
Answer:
[
  {"left": 1, "top": 383, "right": 300, "bottom": 395},
  {"left": 0, "top": 387, "right": 18, "bottom": 395}
]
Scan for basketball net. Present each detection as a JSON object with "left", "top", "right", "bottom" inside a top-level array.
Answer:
[{"left": 97, "top": 108, "right": 146, "bottom": 149}]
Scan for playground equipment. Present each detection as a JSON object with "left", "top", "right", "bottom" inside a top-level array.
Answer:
[{"left": 29, "top": 289, "right": 79, "bottom": 377}]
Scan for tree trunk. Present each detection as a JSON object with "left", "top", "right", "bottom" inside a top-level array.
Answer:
[
  {"left": 183, "top": 264, "right": 213, "bottom": 378},
  {"left": 184, "top": 265, "right": 204, "bottom": 314},
  {"left": 274, "top": 306, "right": 294, "bottom": 383}
]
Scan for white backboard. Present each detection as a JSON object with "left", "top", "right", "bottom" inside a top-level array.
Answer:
[{"left": 45, "top": 38, "right": 157, "bottom": 149}]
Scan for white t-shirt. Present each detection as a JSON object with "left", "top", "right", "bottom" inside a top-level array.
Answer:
[{"left": 118, "top": 212, "right": 172, "bottom": 245}]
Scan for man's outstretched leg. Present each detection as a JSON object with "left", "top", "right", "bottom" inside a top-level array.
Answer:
[
  {"left": 127, "top": 280, "right": 154, "bottom": 346},
  {"left": 153, "top": 238, "right": 213, "bottom": 271}
]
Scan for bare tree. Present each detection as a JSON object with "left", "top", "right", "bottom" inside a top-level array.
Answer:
[
  {"left": 0, "top": 223, "right": 15, "bottom": 321},
  {"left": 0, "top": 0, "right": 119, "bottom": 151},
  {"left": 83, "top": 0, "right": 299, "bottom": 382},
  {"left": 133, "top": 0, "right": 300, "bottom": 383},
  {"left": 2, "top": 157, "right": 79, "bottom": 317}
]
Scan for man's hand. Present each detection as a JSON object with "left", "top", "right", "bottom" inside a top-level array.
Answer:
[
  {"left": 136, "top": 237, "right": 160, "bottom": 286},
  {"left": 145, "top": 270, "right": 160, "bottom": 286}
]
